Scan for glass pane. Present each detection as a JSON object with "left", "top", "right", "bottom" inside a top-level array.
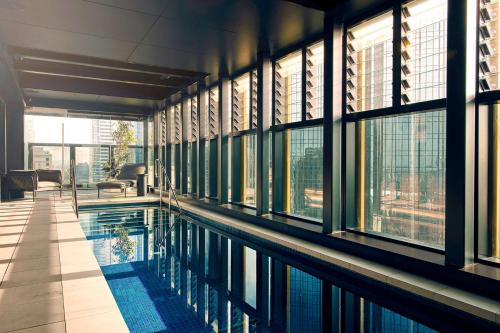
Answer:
[
  {"left": 251, "top": 69, "right": 258, "bottom": 128},
  {"left": 209, "top": 88, "right": 219, "bottom": 138},
  {"left": 233, "top": 73, "right": 251, "bottom": 132},
  {"left": 25, "top": 115, "right": 63, "bottom": 143},
  {"left": 401, "top": 0, "right": 447, "bottom": 104},
  {"left": 191, "top": 96, "right": 198, "bottom": 142},
  {"left": 306, "top": 41, "right": 324, "bottom": 119},
  {"left": 242, "top": 134, "right": 257, "bottom": 206},
  {"left": 205, "top": 141, "right": 209, "bottom": 197},
  {"left": 283, "top": 126, "right": 323, "bottom": 221},
  {"left": 480, "top": 0, "right": 500, "bottom": 91},
  {"left": 353, "top": 110, "right": 446, "bottom": 248},
  {"left": 174, "top": 103, "right": 182, "bottom": 144},
  {"left": 275, "top": 50, "right": 302, "bottom": 124},
  {"left": 346, "top": 11, "right": 393, "bottom": 112},
  {"left": 75, "top": 146, "right": 110, "bottom": 185},
  {"left": 31, "top": 145, "right": 70, "bottom": 184},
  {"left": 112, "top": 147, "right": 144, "bottom": 165},
  {"left": 487, "top": 105, "right": 500, "bottom": 259}
]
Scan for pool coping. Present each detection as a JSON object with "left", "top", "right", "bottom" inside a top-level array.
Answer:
[{"left": 0, "top": 196, "right": 129, "bottom": 333}]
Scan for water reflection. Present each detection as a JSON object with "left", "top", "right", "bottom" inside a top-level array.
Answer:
[{"left": 79, "top": 206, "right": 441, "bottom": 333}]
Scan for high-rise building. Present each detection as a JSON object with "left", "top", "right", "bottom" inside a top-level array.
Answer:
[{"left": 32, "top": 146, "right": 52, "bottom": 169}]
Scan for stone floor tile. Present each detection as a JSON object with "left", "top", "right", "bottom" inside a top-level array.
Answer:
[
  {"left": 65, "top": 309, "right": 128, "bottom": 333},
  {"left": 0, "top": 281, "right": 63, "bottom": 306},
  {"left": 1, "top": 266, "right": 62, "bottom": 288},
  {"left": 0, "top": 297, "right": 65, "bottom": 333}
]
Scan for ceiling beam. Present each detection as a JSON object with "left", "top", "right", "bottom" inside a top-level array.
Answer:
[
  {"left": 19, "top": 72, "right": 175, "bottom": 100},
  {"left": 283, "top": 0, "right": 333, "bottom": 11},
  {"left": 26, "top": 96, "right": 155, "bottom": 116},
  {"left": 14, "top": 57, "right": 195, "bottom": 88},
  {"left": 8, "top": 46, "right": 208, "bottom": 79}
]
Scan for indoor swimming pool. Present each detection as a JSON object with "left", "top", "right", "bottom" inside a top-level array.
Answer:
[{"left": 78, "top": 205, "right": 487, "bottom": 333}]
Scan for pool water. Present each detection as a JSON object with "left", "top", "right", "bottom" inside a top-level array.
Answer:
[{"left": 78, "top": 205, "right": 478, "bottom": 333}]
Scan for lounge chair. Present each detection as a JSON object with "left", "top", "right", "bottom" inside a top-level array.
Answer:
[
  {"left": 36, "top": 169, "right": 63, "bottom": 197},
  {"left": 6, "top": 170, "right": 37, "bottom": 201},
  {"left": 96, "top": 163, "right": 146, "bottom": 198}
]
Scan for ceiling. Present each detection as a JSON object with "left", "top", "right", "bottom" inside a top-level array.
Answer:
[
  {"left": 0, "top": 0, "right": 387, "bottom": 114},
  {"left": 0, "top": 0, "right": 325, "bottom": 77}
]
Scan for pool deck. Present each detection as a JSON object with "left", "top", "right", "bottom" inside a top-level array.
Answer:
[{"left": 0, "top": 196, "right": 128, "bottom": 333}]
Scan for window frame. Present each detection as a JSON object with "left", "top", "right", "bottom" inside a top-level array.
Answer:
[
  {"left": 230, "top": 68, "right": 258, "bottom": 209},
  {"left": 271, "top": 38, "right": 326, "bottom": 224},
  {"left": 342, "top": 2, "right": 448, "bottom": 251}
]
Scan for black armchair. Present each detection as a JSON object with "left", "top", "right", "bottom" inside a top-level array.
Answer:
[{"left": 6, "top": 170, "right": 37, "bottom": 201}]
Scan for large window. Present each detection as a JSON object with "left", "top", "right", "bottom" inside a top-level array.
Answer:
[
  {"left": 352, "top": 111, "right": 446, "bottom": 247},
  {"left": 401, "top": 0, "right": 447, "bottom": 103},
  {"left": 346, "top": 11, "right": 393, "bottom": 112},
  {"left": 479, "top": 104, "right": 500, "bottom": 261},
  {"left": 275, "top": 51, "right": 303, "bottom": 124},
  {"left": 242, "top": 134, "right": 257, "bottom": 206},
  {"left": 346, "top": 4, "right": 447, "bottom": 248},
  {"left": 233, "top": 73, "right": 251, "bottom": 132},
  {"left": 273, "top": 42, "right": 324, "bottom": 222},
  {"left": 25, "top": 113, "right": 144, "bottom": 186},
  {"left": 306, "top": 42, "right": 324, "bottom": 119},
  {"left": 232, "top": 71, "right": 258, "bottom": 207},
  {"left": 480, "top": 0, "right": 500, "bottom": 91},
  {"left": 283, "top": 127, "right": 323, "bottom": 221},
  {"left": 208, "top": 88, "right": 219, "bottom": 198}
]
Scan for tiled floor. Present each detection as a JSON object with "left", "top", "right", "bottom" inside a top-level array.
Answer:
[{"left": 0, "top": 195, "right": 128, "bottom": 333}]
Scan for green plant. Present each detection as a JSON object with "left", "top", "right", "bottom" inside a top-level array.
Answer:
[{"left": 102, "top": 121, "right": 136, "bottom": 179}]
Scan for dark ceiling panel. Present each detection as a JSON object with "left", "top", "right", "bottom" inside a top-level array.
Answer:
[
  {"left": 19, "top": 72, "right": 175, "bottom": 100},
  {"left": 0, "top": 19, "right": 137, "bottom": 61},
  {"left": 9, "top": 46, "right": 207, "bottom": 78},
  {"left": 0, "top": 0, "right": 157, "bottom": 43},
  {"left": 14, "top": 58, "right": 181, "bottom": 88}
]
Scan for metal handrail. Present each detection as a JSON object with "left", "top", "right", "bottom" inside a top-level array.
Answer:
[
  {"left": 70, "top": 159, "right": 79, "bottom": 217},
  {"left": 155, "top": 158, "right": 183, "bottom": 215},
  {"left": 155, "top": 159, "right": 183, "bottom": 248}
]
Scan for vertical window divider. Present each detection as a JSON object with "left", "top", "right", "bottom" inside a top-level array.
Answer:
[
  {"left": 323, "top": 13, "right": 334, "bottom": 233},
  {"left": 341, "top": 24, "right": 348, "bottom": 231}
]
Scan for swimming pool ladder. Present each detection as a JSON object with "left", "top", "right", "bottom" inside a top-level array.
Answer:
[
  {"left": 70, "top": 159, "right": 79, "bottom": 217},
  {"left": 154, "top": 159, "right": 183, "bottom": 249}
]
